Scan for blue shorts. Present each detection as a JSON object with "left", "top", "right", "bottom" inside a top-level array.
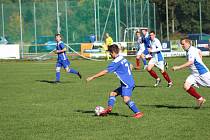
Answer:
[
  {"left": 56, "top": 59, "right": 70, "bottom": 69},
  {"left": 143, "top": 49, "right": 149, "bottom": 55},
  {"left": 114, "top": 86, "right": 135, "bottom": 97}
]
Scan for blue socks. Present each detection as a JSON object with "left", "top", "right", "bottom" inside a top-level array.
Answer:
[
  {"left": 126, "top": 100, "right": 140, "bottom": 113},
  {"left": 56, "top": 72, "right": 60, "bottom": 81},
  {"left": 68, "top": 68, "right": 78, "bottom": 75},
  {"left": 108, "top": 96, "right": 116, "bottom": 107},
  {"left": 142, "top": 58, "right": 147, "bottom": 65},
  {"left": 107, "top": 97, "right": 140, "bottom": 114},
  {"left": 56, "top": 68, "right": 79, "bottom": 81}
]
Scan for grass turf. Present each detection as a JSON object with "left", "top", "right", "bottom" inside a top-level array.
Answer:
[{"left": 0, "top": 57, "right": 210, "bottom": 140}]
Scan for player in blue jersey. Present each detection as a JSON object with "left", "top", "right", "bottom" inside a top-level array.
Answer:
[
  {"left": 141, "top": 28, "right": 151, "bottom": 56},
  {"left": 86, "top": 44, "right": 144, "bottom": 119},
  {"left": 146, "top": 31, "right": 173, "bottom": 87},
  {"left": 135, "top": 29, "right": 151, "bottom": 70},
  {"left": 54, "top": 33, "right": 81, "bottom": 83},
  {"left": 172, "top": 38, "right": 210, "bottom": 108}
]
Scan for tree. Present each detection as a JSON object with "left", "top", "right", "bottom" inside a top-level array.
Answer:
[{"left": 7, "top": 12, "right": 22, "bottom": 42}]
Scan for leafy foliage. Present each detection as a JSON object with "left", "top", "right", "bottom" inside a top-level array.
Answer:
[
  {"left": 0, "top": 0, "right": 209, "bottom": 43},
  {"left": 151, "top": 0, "right": 210, "bottom": 35}
]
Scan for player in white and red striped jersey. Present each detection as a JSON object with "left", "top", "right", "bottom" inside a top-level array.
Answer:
[{"left": 172, "top": 38, "right": 210, "bottom": 108}]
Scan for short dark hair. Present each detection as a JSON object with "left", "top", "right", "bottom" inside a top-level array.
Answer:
[
  {"left": 149, "top": 30, "right": 156, "bottom": 34},
  {"left": 180, "top": 37, "right": 191, "bottom": 45},
  {"left": 107, "top": 44, "right": 119, "bottom": 54},
  {"left": 136, "top": 31, "right": 141, "bottom": 34},
  {"left": 55, "top": 33, "right": 62, "bottom": 37}
]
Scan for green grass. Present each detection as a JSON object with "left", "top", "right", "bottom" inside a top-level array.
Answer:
[{"left": 0, "top": 57, "right": 210, "bottom": 140}]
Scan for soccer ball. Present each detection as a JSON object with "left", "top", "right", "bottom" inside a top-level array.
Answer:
[{"left": 94, "top": 106, "right": 104, "bottom": 116}]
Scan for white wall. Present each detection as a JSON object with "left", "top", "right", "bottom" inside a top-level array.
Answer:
[{"left": 0, "top": 44, "right": 20, "bottom": 59}]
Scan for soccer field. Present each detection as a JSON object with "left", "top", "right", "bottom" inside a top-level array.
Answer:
[{"left": 0, "top": 57, "right": 210, "bottom": 140}]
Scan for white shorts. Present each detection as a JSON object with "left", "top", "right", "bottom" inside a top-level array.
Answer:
[
  {"left": 186, "top": 72, "right": 210, "bottom": 87},
  {"left": 145, "top": 54, "right": 152, "bottom": 59},
  {"left": 136, "top": 44, "right": 145, "bottom": 56},
  {"left": 148, "top": 58, "right": 164, "bottom": 70}
]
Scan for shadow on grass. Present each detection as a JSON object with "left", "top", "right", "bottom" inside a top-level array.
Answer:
[
  {"left": 132, "top": 70, "right": 147, "bottom": 73},
  {"left": 135, "top": 85, "right": 155, "bottom": 88},
  {"left": 75, "top": 110, "right": 129, "bottom": 117},
  {"left": 36, "top": 80, "right": 73, "bottom": 84},
  {"left": 142, "top": 104, "right": 210, "bottom": 110}
]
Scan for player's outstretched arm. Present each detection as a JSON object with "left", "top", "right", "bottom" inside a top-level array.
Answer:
[
  {"left": 86, "top": 70, "right": 108, "bottom": 82},
  {"left": 172, "top": 61, "right": 193, "bottom": 71}
]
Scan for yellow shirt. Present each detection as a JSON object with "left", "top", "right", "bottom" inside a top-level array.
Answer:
[{"left": 105, "top": 37, "right": 113, "bottom": 46}]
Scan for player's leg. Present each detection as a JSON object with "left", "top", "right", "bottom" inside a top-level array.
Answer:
[
  {"left": 64, "top": 60, "right": 82, "bottom": 79},
  {"left": 100, "top": 88, "right": 119, "bottom": 116},
  {"left": 135, "top": 55, "right": 141, "bottom": 70},
  {"left": 66, "top": 67, "right": 82, "bottom": 79},
  {"left": 161, "top": 70, "right": 173, "bottom": 87},
  {"left": 105, "top": 51, "right": 110, "bottom": 60},
  {"left": 55, "top": 62, "right": 62, "bottom": 83},
  {"left": 158, "top": 61, "right": 173, "bottom": 87},
  {"left": 107, "top": 91, "right": 118, "bottom": 108},
  {"left": 147, "top": 59, "right": 160, "bottom": 87},
  {"left": 184, "top": 75, "right": 206, "bottom": 107},
  {"left": 142, "top": 47, "right": 150, "bottom": 69},
  {"left": 123, "top": 96, "right": 140, "bottom": 114},
  {"left": 140, "top": 53, "right": 147, "bottom": 69},
  {"left": 122, "top": 87, "right": 143, "bottom": 118}
]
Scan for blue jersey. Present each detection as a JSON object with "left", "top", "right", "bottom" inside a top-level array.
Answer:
[
  {"left": 142, "top": 33, "right": 150, "bottom": 48},
  {"left": 142, "top": 33, "right": 150, "bottom": 54},
  {"left": 56, "top": 41, "right": 68, "bottom": 61},
  {"left": 106, "top": 55, "right": 135, "bottom": 88}
]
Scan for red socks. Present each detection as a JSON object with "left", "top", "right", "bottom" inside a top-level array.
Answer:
[
  {"left": 162, "top": 71, "right": 172, "bottom": 83},
  {"left": 149, "top": 70, "right": 172, "bottom": 83},
  {"left": 148, "top": 70, "right": 159, "bottom": 79},
  {"left": 186, "top": 86, "right": 201, "bottom": 99},
  {"left": 136, "top": 58, "right": 140, "bottom": 68}
]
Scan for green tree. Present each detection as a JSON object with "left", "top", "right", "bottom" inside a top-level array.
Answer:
[{"left": 7, "top": 12, "right": 22, "bottom": 42}]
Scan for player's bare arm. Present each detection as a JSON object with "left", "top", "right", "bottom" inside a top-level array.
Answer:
[
  {"left": 172, "top": 61, "right": 193, "bottom": 71},
  {"left": 86, "top": 70, "right": 108, "bottom": 82},
  {"left": 198, "top": 49, "right": 202, "bottom": 60}
]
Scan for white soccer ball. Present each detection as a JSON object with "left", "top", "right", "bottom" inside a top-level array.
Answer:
[{"left": 95, "top": 106, "right": 104, "bottom": 116}]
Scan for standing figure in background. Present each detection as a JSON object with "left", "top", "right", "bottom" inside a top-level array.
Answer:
[{"left": 103, "top": 33, "right": 113, "bottom": 60}]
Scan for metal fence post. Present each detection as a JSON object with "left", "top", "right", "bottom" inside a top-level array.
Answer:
[
  {"left": 19, "top": 0, "right": 23, "bottom": 59},
  {"left": 33, "top": 2, "right": 37, "bottom": 54},
  {"left": 1, "top": 3, "right": 5, "bottom": 38},
  {"left": 199, "top": 1, "right": 202, "bottom": 40}
]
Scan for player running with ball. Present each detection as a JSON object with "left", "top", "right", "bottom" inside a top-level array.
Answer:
[
  {"left": 86, "top": 44, "right": 144, "bottom": 119},
  {"left": 172, "top": 38, "right": 210, "bottom": 108},
  {"left": 54, "top": 33, "right": 82, "bottom": 83}
]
